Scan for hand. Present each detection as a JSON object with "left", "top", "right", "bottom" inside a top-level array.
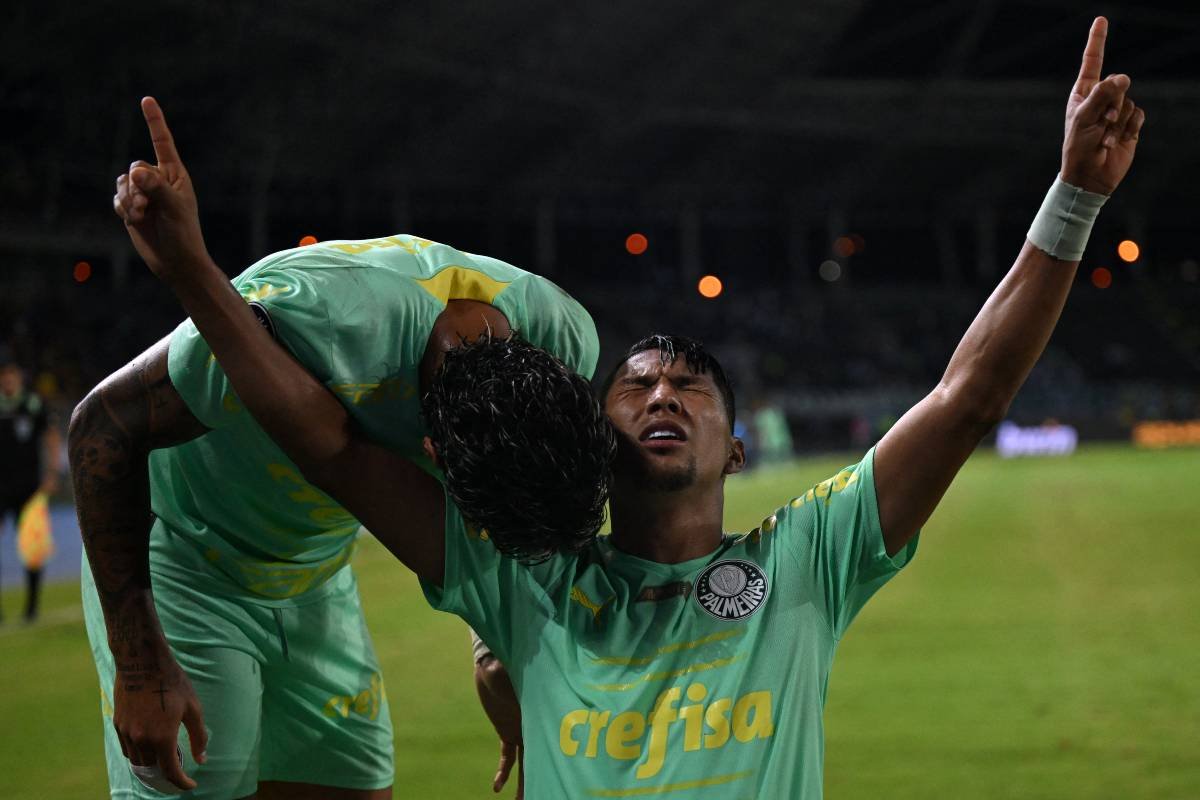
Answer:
[
  {"left": 112, "top": 97, "right": 212, "bottom": 283},
  {"left": 493, "top": 739, "right": 523, "bottom": 799},
  {"left": 112, "top": 658, "right": 208, "bottom": 791},
  {"left": 1061, "top": 17, "right": 1145, "bottom": 195},
  {"left": 474, "top": 653, "right": 524, "bottom": 796}
]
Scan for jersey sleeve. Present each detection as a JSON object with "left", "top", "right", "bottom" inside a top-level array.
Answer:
[
  {"left": 166, "top": 262, "right": 335, "bottom": 430},
  {"left": 419, "top": 495, "right": 533, "bottom": 668},
  {"left": 773, "top": 446, "right": 918, "bottom": 638},
  {"left": 493, "top": 274, "right": 600, "bottom": 380}
]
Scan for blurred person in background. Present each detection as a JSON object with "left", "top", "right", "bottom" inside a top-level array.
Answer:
[
  {"left": 0, "top": 347, "right": 62, "bottom": 623},
  {"left": 751, "top": 397, "right": 794, "bottom": 467},
  {"left": 129, "top": 17, "right": 1146, "bottom": 797}
]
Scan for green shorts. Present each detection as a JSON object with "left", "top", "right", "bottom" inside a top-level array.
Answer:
[{"left": 82, "top": 547, "right": 394, "bottom": 799}]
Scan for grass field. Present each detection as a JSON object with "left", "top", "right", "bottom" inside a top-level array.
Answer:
[{"left": 2, "top": 445, "right": 1198, "bottom": 798}]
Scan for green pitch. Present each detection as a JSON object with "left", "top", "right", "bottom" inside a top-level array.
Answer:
[{"left": 2, "top": 445, "right": 1198, "bottom": 798}]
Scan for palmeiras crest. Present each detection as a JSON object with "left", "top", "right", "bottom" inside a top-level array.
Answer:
[{"left": 694, "top": 560, "right": 768, "bottom": 621}]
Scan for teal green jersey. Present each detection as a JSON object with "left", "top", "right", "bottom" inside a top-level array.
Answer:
[
  {"left": 149, "top": 234, "right": 599, "bottom": 602},
  {"left": 424, "top": 448, "right": 917, "bottom": 799}
]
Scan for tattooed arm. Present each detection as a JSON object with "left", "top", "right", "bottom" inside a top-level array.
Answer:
[{"left": 69, "top": 335, "right": 210, "bottom": 790}]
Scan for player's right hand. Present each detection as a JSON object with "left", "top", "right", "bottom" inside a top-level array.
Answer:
[
  {"left": 112, "top": 97, "right": 212, "bottom": 284},
  {"left": 112, "top": 658, "right": 208, "bottom": 791}
]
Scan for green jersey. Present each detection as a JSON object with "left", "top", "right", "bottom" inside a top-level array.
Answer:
[
  {"left": 424, "top": 448, "right": 917, "bottom": 799},
  {"left": 149, "top": 234, "right": 599, "bottom": 603}
]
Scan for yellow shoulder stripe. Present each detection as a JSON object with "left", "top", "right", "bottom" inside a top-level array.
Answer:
[{"left": 414, "top": 265, "right": 510, "bottom": 305}]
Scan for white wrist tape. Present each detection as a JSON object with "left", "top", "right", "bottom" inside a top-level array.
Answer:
[
  {"left": 1027, "top": 176, "right": 1109, "bottom": 261},
  {"left": 470, "top": 626, "right": 494, "bottom": 664}
]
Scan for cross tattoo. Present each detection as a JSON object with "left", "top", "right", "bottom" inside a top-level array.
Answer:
[{"left": 154, "top": 682, "right": 169, "bottom": 711}]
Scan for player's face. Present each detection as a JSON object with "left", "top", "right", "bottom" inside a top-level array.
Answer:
[{"left": 605, "top": 351, "right": 743, "bottom": 493}]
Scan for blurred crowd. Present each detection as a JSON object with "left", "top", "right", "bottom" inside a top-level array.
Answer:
[
  {"left": 591, "top": 281, "right": 1200, "bottom": 451},
  {"left": 2, "top": 260, "right": 1198, "bottom": 467}
]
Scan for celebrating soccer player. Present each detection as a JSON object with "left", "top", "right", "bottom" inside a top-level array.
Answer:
[
  {"left": 106, "top": 16, "right": 1143, "bottom": 798},
  {"left": 75, "top": 98, "right": 613, "bottom": 797}
]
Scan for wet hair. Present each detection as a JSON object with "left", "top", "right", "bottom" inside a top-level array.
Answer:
[
  {"left": 422, "top": 334, "right": 616, "bottom": 564},
  {"left": 601, "top": 334, "right": 736, "bottom": 432}
]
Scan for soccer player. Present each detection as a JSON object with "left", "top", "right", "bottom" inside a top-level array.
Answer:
[
  {"left": 130, "top": 17, "right": 1143, "bottom": 797},
  {"left": 75, "top": 99, "right": 612, "bottom": 798}
]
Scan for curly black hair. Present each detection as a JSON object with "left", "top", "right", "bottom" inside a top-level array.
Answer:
[
  {"left": 601, "top": 334, "right": 736, "bottom": 432},
  {"left": 422, "top": 334, "right": 616, "bottom": 564}
]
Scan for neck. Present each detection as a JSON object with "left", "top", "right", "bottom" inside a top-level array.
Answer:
[
  {"left": 608, "top": 479, "right": 725, "bottom": 564},
  {"left": 419, "top": 300, "right": 512, "bottom": 391}
]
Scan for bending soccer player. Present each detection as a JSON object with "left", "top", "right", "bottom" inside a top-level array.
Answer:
[
  {"left": 127, "top": 17, "right": 1143, "bottom": 798},
  {"left": 74, "top": 98, "right": 613, "bottom": 798}
]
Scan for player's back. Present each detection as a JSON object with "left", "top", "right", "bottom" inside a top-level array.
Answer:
[{"left": 150, "top": 234, "right": 599, "bottom": 602}]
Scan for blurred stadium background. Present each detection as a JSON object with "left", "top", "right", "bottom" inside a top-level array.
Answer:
[{"left": 2, "top": 1, "right": 1198, "bottom": 797}]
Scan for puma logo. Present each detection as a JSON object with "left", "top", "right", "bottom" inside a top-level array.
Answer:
[{"left": 570, "top": 586, "right": 614, "bottom": 625}]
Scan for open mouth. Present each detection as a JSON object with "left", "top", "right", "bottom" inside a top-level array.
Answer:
[{"left": 639, "top": 421, "right": 688, "bottom": 444}]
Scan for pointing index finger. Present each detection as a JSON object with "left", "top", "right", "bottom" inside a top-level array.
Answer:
[
  {"left": 1074, "top": 16, "right": 1108, "bottom": 97},
  {"left": 141, "top": 96, "right": 182, "bottom": 166}
]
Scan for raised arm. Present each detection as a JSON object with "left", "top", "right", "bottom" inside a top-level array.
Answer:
[
  {"left": 68, "top": 336, "right": 210, "bottom": 790},
  {"left": 873, "top": 17, "right": 1145, "bottom": 554},
  {"left": 113, "top": 97, "right": 446, "bottom": 582}
]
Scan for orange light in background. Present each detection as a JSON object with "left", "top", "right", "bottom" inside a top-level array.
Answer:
[
  {"left": 625, "top": 233, "right": 648, "bottom": 255},
  {"left": 849, "top": 233, "right": 866, "bottom": 253},
  {"left": 73, "top": 261, "right": 92, "bottom": 282},
  {"left": 1091, "top": 267, "right": 1112, "bottom": 289},
  {"left": 698, "top": 275, "right": 723, "bottom": 298},
  {"left": 299, "top": 235, "right": 318, "bottom": 246},
  {"left": 833, "top": 236, "right": 856, "bottom": 258},
  {"left": 1117, "top": 239, "right": 1139, "bottom": 262}
]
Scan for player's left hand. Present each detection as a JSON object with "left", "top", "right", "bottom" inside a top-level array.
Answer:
[
  {"left": 493, "top": 739, "right": 523, "bottom": 799},
  {"left": 1061, "top": 16, "right": 1145, "bottom": 195}
]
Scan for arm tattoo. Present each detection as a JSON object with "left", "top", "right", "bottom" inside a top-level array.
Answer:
[{"left": 69, "top": 336, "right": 207, "bottom": 679}]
